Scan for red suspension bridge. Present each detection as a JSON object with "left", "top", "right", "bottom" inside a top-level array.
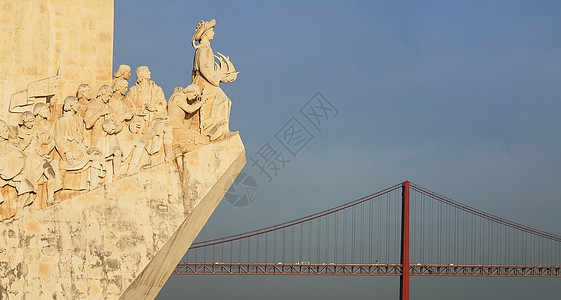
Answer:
[{"left": 173, "top": 181, "right": 561, "bottom": 299}]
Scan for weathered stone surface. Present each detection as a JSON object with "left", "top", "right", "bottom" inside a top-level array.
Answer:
[
  {"left": 0, "top": 133, "right": 245, "bottom": 299},
  {"left": 0, "top": 3, "right": 244, "bottom": 298},
  {"left": 0, "top": 0, "right": 114, "bottom": 123},
  {"left": 0, "top": 16, "right": 240, "bottom": 222}
]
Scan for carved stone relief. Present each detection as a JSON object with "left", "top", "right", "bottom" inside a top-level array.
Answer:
[{"left": 0, "top": 19, "right": 238, "bottom": 223}]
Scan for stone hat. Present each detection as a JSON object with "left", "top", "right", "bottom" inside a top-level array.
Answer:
[{"left": 192, "top": 19, "right": 216, "bottom": 48}]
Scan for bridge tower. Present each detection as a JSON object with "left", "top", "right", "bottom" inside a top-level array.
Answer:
[{"left": 400, "top": 181, "right": 410, "bottom": 300}]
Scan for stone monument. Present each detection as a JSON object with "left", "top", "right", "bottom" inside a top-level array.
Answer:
[{"left": 0, "top": 2, "right": 244, "bottom": 299}]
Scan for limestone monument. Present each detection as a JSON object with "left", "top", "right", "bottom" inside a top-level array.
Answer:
[{"left": 0, "top": 2, "right": 244, "bottom": 299}]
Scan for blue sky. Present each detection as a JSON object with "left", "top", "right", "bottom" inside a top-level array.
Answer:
[{"left": 114, "top": 1, "right": 561, "bottom": 299}]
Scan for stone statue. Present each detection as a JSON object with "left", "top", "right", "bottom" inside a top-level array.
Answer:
[
  {"left": 52, "top": 96, "right": 103, "bottom": 196},
  {"left": 127, "top": 66, "right": 167, "bottom": 123},
  {"left": 16, "top": 112, "right": 57, "bottom": 208},
  {"left": 0, "top": 119, "right": 35, "bottom": 221},
  {"left": 16, "top": 111, "right": 35, "bottom": 152},
  {"left": 33, "top": 103, "right": 60, "bottom": 189},
  {"left": 144, "top": 116, "right": 174, "bottom": 165},
  {"left": 33, "top": 102, "right": 61, "bottom": 206},
  {"left": 47, "top": 95, "right": 60, "bottom": 123},
  {"left": 113, "top": 64, "right": 132, "bottom": 83},
  {"left": 168, "top": 84, "right": 205, "bottom": 130},
  {"left": 168, "top": 84, "right": 209, "bottom": 152},
  {"left": 33, "top": 102, "right": 51, "bottom": 130},
  {"left": 120, "top": 115, "right": 148, "bottom": 174},
  {"left": 99, "top": 118, "right": 123, "bottom": 183},
  {"left": 0, "top": 19, "right": 239, "bottom": 212},
  {"left": 109, "top": 78, "right": 134, "bottom": 123},
  {"left": 76, "top": 84, "right": 93, "bottom": 119},
  {"left": 191, "top": 19, "right": 238, "bottom": 141},
  {"left": 0, "top": 10, "right": 246, "bottom": 298},
  {"left": 85, "top": 85, "right": 112, "bottom": 147}
]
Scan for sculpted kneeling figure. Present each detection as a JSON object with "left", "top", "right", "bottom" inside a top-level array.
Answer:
[
  {"left": 0, "top": 19, "right": 241, "bottom": 218},
  {"left": 167, "top": 84, "right": 210, "bottom": 152}
]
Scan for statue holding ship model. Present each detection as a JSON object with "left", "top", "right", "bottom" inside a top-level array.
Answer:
[
  {"left": 0, "top": 19, "right": 239, "bottom": 223},
  {"left": 0, "top": 2, "right": 246, "bottom": 298}
]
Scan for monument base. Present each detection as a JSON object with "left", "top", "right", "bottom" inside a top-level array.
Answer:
[{"left": 0, "top": 133, "right": 245, "bottom": 300}]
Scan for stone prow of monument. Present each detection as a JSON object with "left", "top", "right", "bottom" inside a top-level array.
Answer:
[
  {"left": 0, "top": 134, "right": 245, "bottom": 299},
  {"left": 0, "top": 2, "right": 244, "bottom": 298}
]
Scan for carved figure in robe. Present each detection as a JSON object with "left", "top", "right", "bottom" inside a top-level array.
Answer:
[
  {"left": 120, "top": 115, "right": 148, "bottom": 174},
  {"left": 47, "top": 95, "right": 60, "bottom": 122},
  {"left": 16, "top": 112, "right": 57, "bottom": 208},
  {"left": 109, "top": 78, "right": 134, "bottom": 124},
  {"left": 113, "top": 64, "right": 131, "bottom": 83},
  {"left": 76, "top": 84, "right": 93, "bottom": 119},
  {"left": 85, "top": 85, "right": 112, "bottom": 147},
  {"left": 15, "top": 111, "right": 35, "bottom": 152},
  {"left": 0, "top": 119, "right": 35, "bottom": 221},
  {"left": 168, "top": 84, "right": 209, "bottom": 152},
  {"left": 33, "top": 102, "right": 51, "bottom": 130},
  {"left": 51, "top": 97, "right": 103, "bottom": 194},
  {"left": 34, "top": 102, "right": 62, "bottom": 204},
  {"left": 144, "top": 116, "right": 174, "bottom": 165},
  {"left": 191, "top": 19, "right": 238, "bottom": 141},
  {"left": 127, "top": 66, "right": 167, "bottom": 123},
  {"left": 99, "top": 118, "right": 123, "bottom": 183}
]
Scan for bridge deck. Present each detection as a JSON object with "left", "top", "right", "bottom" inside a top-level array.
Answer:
[{"left": 174, "top": 263, "right": 561, "bottom": 277}]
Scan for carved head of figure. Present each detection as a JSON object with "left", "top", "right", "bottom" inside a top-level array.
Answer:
[
  {"left": 136, "top": 66, "right": 151, "bottom": 83},
  {"left": 113, "top": 64, "right": 131, "bottom": 81},
  {"left": 129, "top": 115, "right": 145, "bottom": 135},
  {"left": 0, "top": 119, "right": 10, "bottom": 141},
  {"left": 96, "top": 85, "right": 112, "bottom": 103},
  {"left": 102, "top": 118, "right": 118, "bottom": 135},
  {"left": 184, "top": 84, "right": 201, "bottom": 103},
  {"left": 172, "top": 86, "right": 184, "bottom": 95},
  {"left": 33, "top": 102, "right": 49, "bottom": 120},
  {"left": 112, "top": 78, "right": 128, "bottom": 97},
  {"left": 192, "top": 19, "right": 216, "bottom": 48},
  {"left": 19, "top": 111, "right": 35, "bottom": 129},
  {"left": 63, "top": 96, "right": 79, "bottom": 114},
  {"left": 76, "top": 84, "right": 92, "bottom": 101},
  {"left": 203, "top": 27, "right": 215, "bottom": 41}
]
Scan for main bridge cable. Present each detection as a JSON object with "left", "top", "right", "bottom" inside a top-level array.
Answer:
[
  {"left": 190, "top": 181, "right": 561, "bottom": 251},
  {"left": 409, "top": 183, "right": 561, "bottom": 242},
  {"left": 189, "top": 183, "right": 402, "bottom": 250}
]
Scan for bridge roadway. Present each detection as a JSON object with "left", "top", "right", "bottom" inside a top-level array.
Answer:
[{"left": 174, "top": 263, "right": 561, "bottom": 277}]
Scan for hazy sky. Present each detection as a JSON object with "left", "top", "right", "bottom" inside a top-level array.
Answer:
[{"left": 114, "top": 1, "right": 561, "bottom": 299}]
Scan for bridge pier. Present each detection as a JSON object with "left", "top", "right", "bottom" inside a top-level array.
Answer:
[{"left": 400, "top": 181, "right": 410, "bottom": 300}]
